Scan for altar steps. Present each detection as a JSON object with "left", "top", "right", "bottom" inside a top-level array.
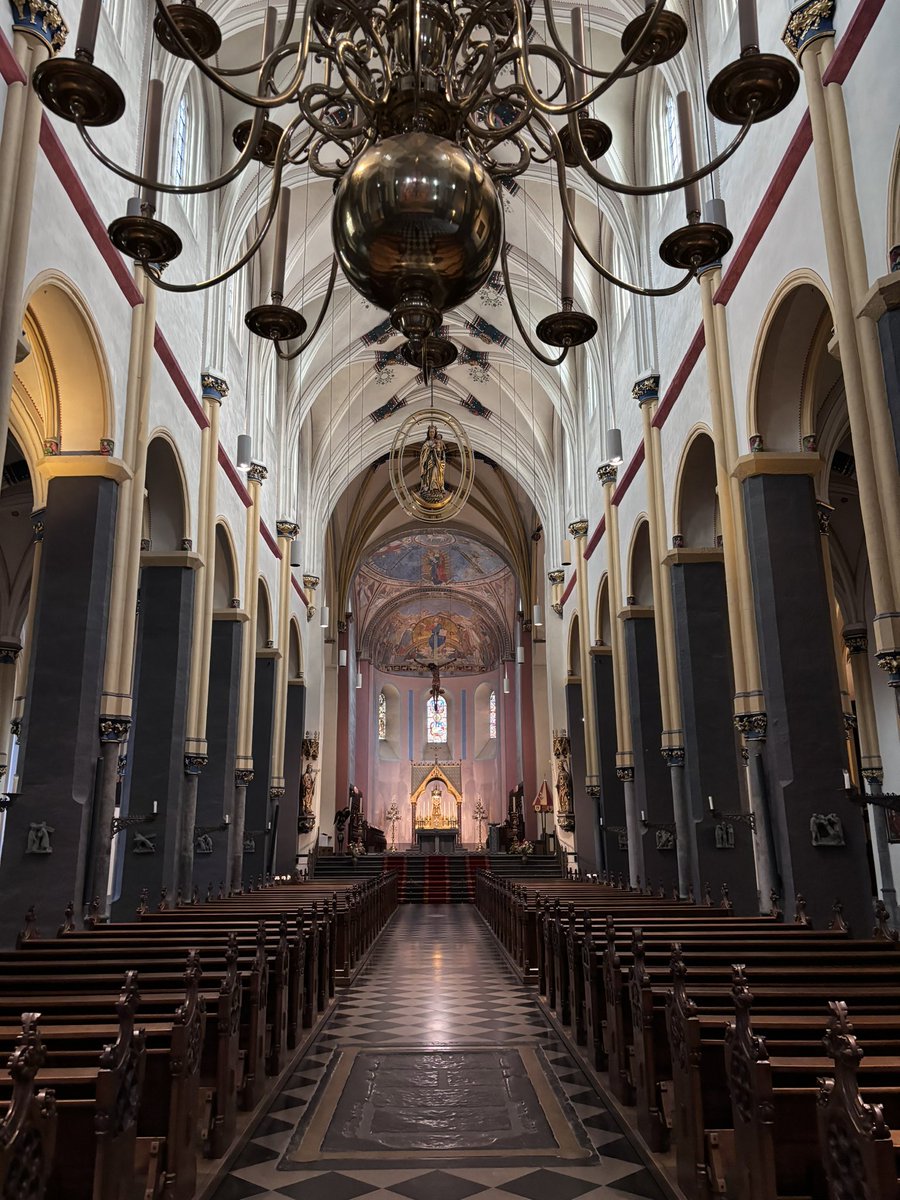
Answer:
[{"left": 312, "top": 853, "right": 562, "bottom": 900}]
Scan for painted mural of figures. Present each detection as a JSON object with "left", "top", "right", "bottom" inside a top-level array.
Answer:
[{"left": 419, "top": 423, "right": 446, "bottom": 498}]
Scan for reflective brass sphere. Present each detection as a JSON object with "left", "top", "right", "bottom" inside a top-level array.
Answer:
[{"left": 332, "top": 133, "right": 503, "bottom": 332}]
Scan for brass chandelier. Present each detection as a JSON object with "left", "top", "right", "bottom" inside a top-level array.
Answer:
[{"left": 34, "top": 0, "right": 799, "bottom": 368}]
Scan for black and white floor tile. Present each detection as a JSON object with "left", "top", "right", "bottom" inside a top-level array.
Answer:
[{"left": 209, "top": 906, "right": 671, "bottom": 1200}]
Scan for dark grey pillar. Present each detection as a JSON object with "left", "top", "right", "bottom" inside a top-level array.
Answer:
[
  {"left": 876, "top": 307, "right": 900, "bottom": 469},
  {"left": 112, "top": 563, "right": 195, "bottom": 917},
  {"left": 592, "top": 650, "right": 628, "bottom": 880},
  {"left": 275, "top": 680, "right": 305, "bottom": 876},
  {"left": 743, "top": 471, "right": 871, "bottom": 932},
  {"left": 623, "top": 612, "right": 677, "bottom": 893},
  {"left": 565, "top": 681, "right": 599, "bottom": 874},
  {"left": 194, "top": 617, "right": 243, "bottom": 897},
  {"left": 0, "top": 477, "right": 117, "bottom": 945},
  {"left": 243, "top": 651, "right": 277, "bottom": 883},
  {"left": 670, "top": 557, "right": 757, "bottom": 912}
]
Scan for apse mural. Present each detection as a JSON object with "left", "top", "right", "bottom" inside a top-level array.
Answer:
[
  {"left": 369, "top": 597, "right": 500, "bottom": 674},
  {"left": 367, "top": 531, "right": 506, "bottom": 585}
]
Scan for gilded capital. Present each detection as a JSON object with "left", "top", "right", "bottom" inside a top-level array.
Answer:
[
  {"left": 568, "top": 519, "right": 589, "bottom": 539},
  {"left": 548, "top": 569, "right": 565, "bottom": 585},
  {"left": 246, "top": 462, "right": 268, "bottom": 484},
  {"left": 632, "top": 373, "right": 660, "bottom": 406},
  {"left": 0, "top": 643, "right": 22, "bottom": 665},
  {"left": 782, "top": 0, "right": 835, "bottom": 59},
  {"left": 276, "top": 519, "right": 300, "bottom": 540},
  {"left": 596, "top": 463, "right": 618, "bottom": 487},
  {"left": 734, "top": 711, "right": 767, "bottom": 741},
  {"left": 10, "top": 0, "right": 67, "bottom": 53},
  {"left": 303, "top": 574, "right": 320, "bottom": 590},
  {"left": 201, "top": 372, "right": 229, "bottom": 402},
  {"left": 234, "top": 768, "right": 255, "bottom": 786}
]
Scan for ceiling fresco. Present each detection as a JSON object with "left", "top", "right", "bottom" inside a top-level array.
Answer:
[
  {"left": 365, "top": 531, "right": 508, "bottom": 586},
  {"left": 354, "top": 529, "right": 515, "bottom": 675}
]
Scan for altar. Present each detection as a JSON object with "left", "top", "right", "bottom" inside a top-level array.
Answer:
[
  {"left": 415, "top": 828, "right": 459, "bottom": 855},
  {"left": 410, "top": 764, "right": 463, "bottom": 853}
]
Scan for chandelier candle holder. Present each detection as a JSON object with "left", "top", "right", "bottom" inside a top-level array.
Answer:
[{"left": 32, "top": 0, "right": 799, "bottom": 366}]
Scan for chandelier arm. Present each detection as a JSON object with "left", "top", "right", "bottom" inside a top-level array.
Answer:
[
  {"left": 541, "top": 128, "right": 693, "bottom": 298},
  {"left": 334, "top": 38, "right": 391, "bottom": 111},
  {"left": 463, "top": 87, "right": 533, "bottom": 142},
  {"left": 499, "top": 235, "right": 568, "bottom": 367},
  {"left": 308, "top": 130, "right": 372, "bottom": 177},
  {"left": 479, "top": 133, "right": 532, "bottom": 177},
  {"left": 214, "top": 0, "right": 300, "bottom": 76},
  {"left": 74, "top": 108, "right": 290, "bottom": 196},
  {"left": 298, "top": 85, "right": 370, "bottom": 141},
  {"left": 140, "top": 137, "right": 291, "bottom": 293},
  {"left": 512, "top": 0, "right": 668, "bottom": 117},
  {"left": 274, "top": 257, "right": 340, "bottom": 359},
  {"left": 455, "top": 43, "right": 500, "bottom": 115},
  {"left": 539, "top": 0, "right": 644, "bottom": 83},
  {"left": 151, "top": 0, "right": 317, "bottom": 109},
  {"left": 554, "top": 96, "right": 756, "bottom": 198}
]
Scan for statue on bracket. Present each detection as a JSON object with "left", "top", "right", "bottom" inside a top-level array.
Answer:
[
  {"left": 26, "top": 821, "right": 54, "bottom": 854},
  {"left": 133, "top": 832, "right": 157, "bottom": 855}
]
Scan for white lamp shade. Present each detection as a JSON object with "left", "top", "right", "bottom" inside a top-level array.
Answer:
[
  {"left": 339, "top": 649, "right": 348, "bottom": 667},
  {"left": 320, "top": 604, "right": 330, "bottom": 627},
  {"left": 355, "top": 670, "right": 363, "bottom": 689},
  {"left": 516, "top": 646, "right": 525, "bottom": 664},
  {"left": 561, "top": 539, "right": 572, "bottom": 566},
  {"left": 533, "top": 603, "right": 543, "bottom": 627},
  {"left": 606, "top": 428, "right": 623, "bottom": 465},
  {"left": 237, "top": 433, "right": 252, "bottom": 469}
]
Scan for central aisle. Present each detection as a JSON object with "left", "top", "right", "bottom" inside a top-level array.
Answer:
[{"left": 212, "top": 906, "right": 671, "bottom": 1200}]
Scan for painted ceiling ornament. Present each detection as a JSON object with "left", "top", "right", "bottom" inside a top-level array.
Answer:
[{"left": 389, "top": 409, "right": 474, "bottom": 523}]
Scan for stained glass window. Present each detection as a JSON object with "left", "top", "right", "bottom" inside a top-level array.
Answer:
[
  {"left": 427, "top": 695, "right": 447, "bottom": 743},
  {"left": 378, "top": 692, "right": 387, "bottom": 740},
  {"left": 489, "top": 690, "right": 497, "bottom": 739},
  {"left": 663, "top": 93, "right": 680, "bottom": 180}
]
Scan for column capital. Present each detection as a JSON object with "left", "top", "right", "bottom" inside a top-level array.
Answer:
[
  {"left": 246, "top": 462, "right": 268, "bottom": 485},
  {"left": 568, "top": 519, "right": 589, "bottom": 539},
  {"left": 0, "top": 643, "right": 22, "bottom": 665},
  {"left": 842, "top": 626, "right": 868, "bottom": 655},
  {"left": 547, "top": 569, "right": 565, "bottom": 585},
  {"left": 184, "top": 753, "right": 208, "bottom": 776},
  {"left": 99, "top": 716, "right": 132, "bottom": 744},
  {"left": 734, "top": 711, "right": 767, "bottom": 741},
  {"left": 302, "top": 574, "right": 319, "bottom": 591},
  {"left": 276, "top": 519, "right": 300, "bottom": 540},
  {"left": 632, "top": 373, "right": 660, "bottom": 406},
  {"left": 782, "top": 0, "right": 836, "bottom": 61},
  {"left": 201, "top": 372, "right": 229, "bottom": 403},
  {"left": 876, "top": 651, "right": 900, "bottom": 688},
  {"left": 10, "top": 0, "right": 67, "bottom": 53},
  {"left": 596, "top": 463, "right": 618, "bottom": 487},
  {"left": 234, "top": 767, "right": 255, "bottom": 786}
]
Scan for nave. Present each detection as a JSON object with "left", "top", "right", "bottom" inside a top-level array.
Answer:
[{"left": 211, "top": 905, "right": 667, "bottom": 1200}]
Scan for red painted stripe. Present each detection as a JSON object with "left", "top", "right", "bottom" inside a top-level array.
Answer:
[
  {"left": 651, "top": 326, "right": 705, "bottom": 428},
  {"left": 823, "top": 0, "right": 887, "bottom": 85},
  {"left": 260, "top": 519, "right": 282, "bottom": 560},
  {"left": 585, "top": 513, "right": 606, "bottom": 560},
  {"left": 612, "top": 443, "right": 645, "bottom": 507},
  {"left": 714, "top": 111, "right": 813, "bottom": 306},
  {"left": 0, "top": 33, "right": 25, "bottom": 83},
  {"left": 153, "top": 329, "right": 208, "bottom": 429},
  {"left": 291, "top": 575, "right": 310, "bottom": 607},
  {"left": 38, "top": 119, "right": 144, "bottom": 308},
  {"left": 560, "top": 573, "right": 576, "bottom": 608},
  {"left": 218, "top": 444, "right": 252, "bottom": 507}
]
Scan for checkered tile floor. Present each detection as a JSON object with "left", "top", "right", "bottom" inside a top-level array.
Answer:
[{"left": 210, "top": 907, "right": 670, "bottom": 1200}]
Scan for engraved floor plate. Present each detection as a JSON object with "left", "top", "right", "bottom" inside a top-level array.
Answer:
[{"left": 286, "top": 1047, "right": 590, "bottom": 1163}]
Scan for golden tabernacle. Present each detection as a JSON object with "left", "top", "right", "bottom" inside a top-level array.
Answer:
[{"left": 415, "top": 783, "right": 458, "bottom": 830}]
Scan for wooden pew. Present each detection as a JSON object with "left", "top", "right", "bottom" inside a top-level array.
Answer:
[
  {"left": 0, "top": 1014, "right": 57, "bottom": 1200},
  {"left": 725, "top": 976, "right": 900, "bottom": 1200}
]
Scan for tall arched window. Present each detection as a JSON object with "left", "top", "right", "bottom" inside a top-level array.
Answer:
[
  {"left": 378, "top": 692, "right": 387, "bottom": 740},
  {"left": 427, "top": 695, "right": 447, "bottom": 743},
  {"left": 489, "top": 690, "right": 497, "bottom": 739},
  {"left": 663, "top": 93, "right": 680, "bottom": 180},
  {"left": 171, "top": 93, "right": 190, "bottom": 188}
]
